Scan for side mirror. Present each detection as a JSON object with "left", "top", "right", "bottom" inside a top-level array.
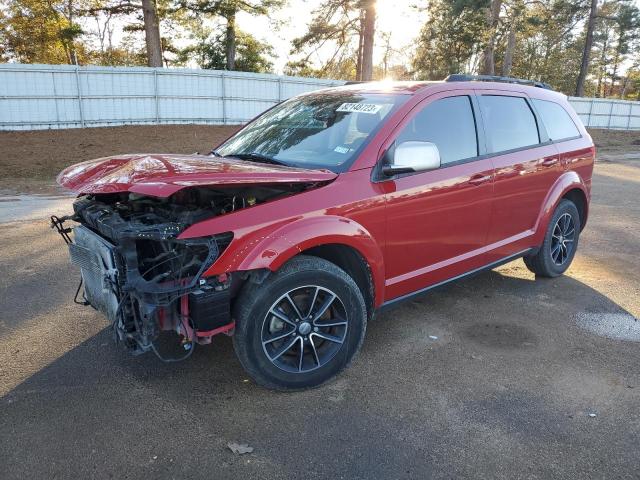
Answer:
[{"left": 382, "top": 141, "right": 441, "bottom": 176}]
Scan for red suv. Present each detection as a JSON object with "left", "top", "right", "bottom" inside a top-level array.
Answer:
[{"left": 55, "top": 76, "right": 594, "bottom": 390}]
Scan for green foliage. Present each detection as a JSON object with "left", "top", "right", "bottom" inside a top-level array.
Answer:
[
  {"left": 284, "top": 56, "right": 357, "bottom": 80},
  {"left": 287, "top": 0, "right": 365, "bottom": 80},
  {"left": 181, "top": 27, "right": 274, "bottom": 72},
  {"left": 412, "top": 0, "right": 486, "bottom": 79},
  {"left": 1, "top": 0, "right": 87, "bottom": 63},
  {"left": 505, "top": 0, "right": 587, "bottom": 93},
  {"left": 590, "top": 0, "right": 640, "bottom": 97},
  {"left": 178, "top": 0, "right": 283, "bottom": 70},
  {"left": 410, "top": 0, "right": 640, "bottom": 98}
]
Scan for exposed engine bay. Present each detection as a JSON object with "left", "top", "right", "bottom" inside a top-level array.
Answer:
[{"left": 52, "top": 184, "right": 305, "bottom": 361}]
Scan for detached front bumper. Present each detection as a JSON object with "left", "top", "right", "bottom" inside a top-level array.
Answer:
[{"left": 54, "top": 203, "right": 234, "bottom": 358}]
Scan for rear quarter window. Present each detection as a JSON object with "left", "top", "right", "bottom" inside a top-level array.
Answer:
[
  {"left": 478, "top": 95, "right": 540, "bottom": 153},
  {"left": 532, "top": 99, "right": 581, "bottom": 142}
]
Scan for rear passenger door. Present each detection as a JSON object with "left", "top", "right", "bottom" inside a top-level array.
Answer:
[{"left": 476, "top": 91, "right": 561, "bottom": 263}]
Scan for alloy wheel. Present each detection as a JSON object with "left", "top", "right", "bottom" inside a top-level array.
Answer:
[
  {"left": 550, "top": 212, "right": 575, "bottom": 266},
  {"left": 261, "top": 286, "right": 348, "bottom": 373}
]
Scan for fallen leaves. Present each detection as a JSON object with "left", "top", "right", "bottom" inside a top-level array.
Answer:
[{"left": 227, "top": 442, "right": 254, "bottom": 455}]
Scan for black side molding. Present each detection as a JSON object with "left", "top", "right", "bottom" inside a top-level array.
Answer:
[{"left": 377, "top": 248, "right": 533, "bottom": 313}]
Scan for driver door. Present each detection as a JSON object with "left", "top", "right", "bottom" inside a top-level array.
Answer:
[{"left": 381, "top": 92, "right": 495, "bottom": 301}]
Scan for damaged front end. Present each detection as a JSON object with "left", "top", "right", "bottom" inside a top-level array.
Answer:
[{"left": 51, "top": 186, "right": 283, "bottom": 361}]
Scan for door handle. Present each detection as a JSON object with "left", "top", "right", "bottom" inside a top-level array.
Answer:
[
  {"left": 542, "top": 158, "right": 559, "bottom": 167},
  {"left": 468, "top": 174, "right": 492, "bottom": 186}
]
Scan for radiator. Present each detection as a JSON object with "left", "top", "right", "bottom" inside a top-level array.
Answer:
[{"left": 69, "top": 225, "right": 120, "bottom": 322}]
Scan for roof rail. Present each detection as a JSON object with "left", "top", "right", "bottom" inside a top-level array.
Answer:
[{"left": 445, "top": 74, "right": 553, "bottom": 90}]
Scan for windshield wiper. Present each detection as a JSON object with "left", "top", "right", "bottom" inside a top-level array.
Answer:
[{"left": 225, "top": 152, "right": 289, "bottom": 167}]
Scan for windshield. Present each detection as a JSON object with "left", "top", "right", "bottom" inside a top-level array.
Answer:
[{"left": 215, "top": 92, "right": 408, "bottom": 173}]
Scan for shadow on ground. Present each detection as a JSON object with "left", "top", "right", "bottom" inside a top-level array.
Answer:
[{"left": 2, "top": 267, "right": 638, "bottom": 480}]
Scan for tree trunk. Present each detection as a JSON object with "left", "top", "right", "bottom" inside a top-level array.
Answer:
[
  {"left": 608, "top": 55, "right": 619, "bottom": 97},
  {"left": 360, "top": 0, "right": 376, "bottom": 81},
  {"left": 355, "top": 13, "right": 364, "bottom": 81},
  {"left": 619, "top": 74, "right": 630, "bottom": 99},
  {"left": 575, "top": 0, "right": 598, "bottom": 96},
  {"left": 502, "top": 22, "right": 516, "bottom": 76},
  {"left": 608, "top": 31, "right": 624, "bottom": 97},
  {"left": 596, "top": 32, "right": 609, "bottom": 97},
  {"left": 142, "top": 0, "right": 163, "bottom": 67},
  {"left": 382, "top": 34, "right": 391, "bottom": 78},
  {"left": 225, "top": 11, "right": 236, "bottom": 71},
  {"left": 480, "top": 0, "right": 502, "bottom": 75},
  {"left": 66, "top": 0, "right": 78, "bottom": 65}
]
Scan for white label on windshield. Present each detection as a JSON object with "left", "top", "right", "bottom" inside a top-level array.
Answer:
[{"left": 336, "top": 103, "right": 383, "bottom": 114}]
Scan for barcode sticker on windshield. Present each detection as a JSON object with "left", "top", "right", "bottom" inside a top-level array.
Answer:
[{"left": 336, "top": 103, "right": 383, "bottom": 114}]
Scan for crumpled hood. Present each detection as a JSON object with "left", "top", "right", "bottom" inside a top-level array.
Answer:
[{"left": 56, "top": 153, "right": 337, "bottom": 197}]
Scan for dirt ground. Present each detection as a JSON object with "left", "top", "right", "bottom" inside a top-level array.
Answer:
[
  {"left": 0, "top": 125, "right": 240, "bottom": 194},
  {"left": 589, "top": 128, "right": 640, "bottom": 151},
  {"left": 0, "top": 125, "right": 638, "bottom": 194}
]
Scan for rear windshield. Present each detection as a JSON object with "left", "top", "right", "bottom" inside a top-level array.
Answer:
[{"left": 216, "top": 92, "right": 408, "bottom": 173}]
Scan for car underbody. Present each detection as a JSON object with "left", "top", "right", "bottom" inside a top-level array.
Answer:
[{"left": 52, "top": 184, "right": 307, "bottom": 360}]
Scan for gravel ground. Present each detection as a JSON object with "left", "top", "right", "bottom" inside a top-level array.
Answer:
[
  {"left": 0, "top": 129, "right": 639, "bottom": 479},
  {"left": 576, "top": 312, "right": 640, "bottom": 341}
]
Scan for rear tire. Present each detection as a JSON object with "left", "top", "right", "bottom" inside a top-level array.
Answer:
[
  {"left": 232, "top": 255, "right": 367, "bottom": 391},
  {"left": 524, "top": 199, "right": 581, "bottom": 277}
]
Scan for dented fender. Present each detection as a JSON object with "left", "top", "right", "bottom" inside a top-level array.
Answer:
[{"left": 183, "top": 214, "right": 386, "bottom": 307}]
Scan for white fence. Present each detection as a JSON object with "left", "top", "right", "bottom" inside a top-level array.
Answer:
[
  {"left": 0, "top": 64, "right": 638, "bottom": 130},
  {"left": 0, "top": 64, "right": 342, "bottom": 130},
  {"left": 569, "top": 97, "right": 640, "bottom": 130}
]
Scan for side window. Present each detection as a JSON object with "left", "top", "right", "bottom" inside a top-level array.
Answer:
[
  {"left": 532, "top": 99, "right": 581, "bottom": 141},
  {"left": 478, "top": 95, "right": 540, "bottom": 153},
  {"left": 396, "top": 96, "right": 478, "bottom": 165}
]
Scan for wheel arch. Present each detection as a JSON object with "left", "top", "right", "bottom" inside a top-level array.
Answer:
[
  {"left": 534, "top": 171, "right": 590, "bottom": 242},
  {"left": 204, "top": 215, "right": 386, "bottom": 308},
  {"left": 302, "top": 244, "right": 375, "bottom": 321},
  {"left": 561, "top": 188, "right": 588, "bottom": 231}
]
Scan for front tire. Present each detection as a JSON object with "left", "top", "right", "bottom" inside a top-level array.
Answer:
[
  {"left": 524, "top": 199, "right": 581, "bottom": 277},
  {"left": 233, "top": 255, "right": 367, "bottom": 391}
]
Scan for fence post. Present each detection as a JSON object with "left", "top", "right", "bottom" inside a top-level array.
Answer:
[
  {"left": 154, "top": 69, "right": 160, "bottom": 124},
  {"left": 626, "top": 102, "right": 632, "bottom": 130},
  {"left": 221, "top": 71, "right": 226, "bottom": 125},
  {"left": 74, "top": 66, "right": 85, "bottom": 128},
  {"left": 606, "top": 100, "right": 614, "bottom": 129},
  {"left": 277, "top": 77, "right": 283, "bottom": 102},
  {"left": 51, "top": 70, "right": 60, "bottom": 127},
  {"left": 587, "top": 99, "right": 594, "bottom": 127}
]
